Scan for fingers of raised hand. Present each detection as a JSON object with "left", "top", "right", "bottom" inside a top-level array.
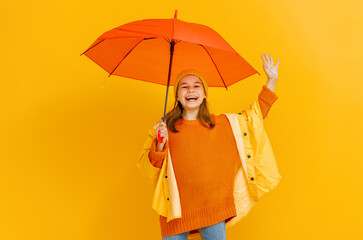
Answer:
[
  {"left": 276, "top": 58, "right": 280, "bottom": 68},
  {"left": 265, "top": 53, "right": 272, "bottom": 64},
  {"left": 261, "top": 53, "right": 280, "bottom": 68},
  {"left": 261, "top": 53, "right": 266, "bottom": 64},
  {"left": 261, "top": 53, "right": 269, "bottom": 64},
  {"left": 261, "top": 53, "right": 274, "bottom": 64}
]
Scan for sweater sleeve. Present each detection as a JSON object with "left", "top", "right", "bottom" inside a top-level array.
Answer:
[
  {"left": 148, "top": 138, "right": 169, "bottom": 169},
  {"left": 258, "top": 85, "right": 278, "bottom": 119}
]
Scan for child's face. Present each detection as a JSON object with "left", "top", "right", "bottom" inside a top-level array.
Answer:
[{"left": 177, "top": 75, "right": 206, "bottom": 111}]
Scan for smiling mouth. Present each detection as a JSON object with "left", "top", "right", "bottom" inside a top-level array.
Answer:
[{"left": 186, "top": 97, "right": 198, "bottom": 102}]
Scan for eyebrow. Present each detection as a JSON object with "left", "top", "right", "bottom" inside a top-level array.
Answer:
[{"left": 180, "top": 82, "right": 202, "bottom": 85}]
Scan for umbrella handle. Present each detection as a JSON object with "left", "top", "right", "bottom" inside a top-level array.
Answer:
[{"left": 158, "top": 130, "right": 164, "bottom": 143}]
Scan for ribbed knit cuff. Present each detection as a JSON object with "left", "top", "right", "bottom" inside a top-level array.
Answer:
[
  {"left": 259, "top": 85, "right": 278, "bottom": 106},
  {"left": 148, "top": 138, "right": 169, "bottom": 169}
]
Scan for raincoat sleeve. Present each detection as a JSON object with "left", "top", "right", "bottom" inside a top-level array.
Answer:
[
  {"left": 258, "top": 85, "right": 278, "bottom": 120},
  {"left": 148, "top": 138, "right": 169, "bottom": 169},
  {"left": 136, "top": 127, "right": 164, "bottom": 190},
  {"left": 240, "top": 87, "right": 282, "bottom": 199}
]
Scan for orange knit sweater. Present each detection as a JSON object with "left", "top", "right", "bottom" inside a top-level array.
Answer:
[{"left": 148, "top": 85, "right": 278, "bottom": 236}]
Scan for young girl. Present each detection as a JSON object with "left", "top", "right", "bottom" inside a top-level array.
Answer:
[{"left": 139, "top": 53, "right": 281, "bottom": 240}]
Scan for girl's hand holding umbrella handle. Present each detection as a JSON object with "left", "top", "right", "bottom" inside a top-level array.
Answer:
[
  {"left": 158, "top": 130, "right": 163, "bottom": 143},
  {"left": 155, "top": 120, "right": 168, "bottom": 150},
  {"left": 157, "top": 117, "right": 165, "bottom": 143}
]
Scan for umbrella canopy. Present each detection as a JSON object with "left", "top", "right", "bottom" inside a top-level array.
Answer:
[
  {"left": 81, "top": 10, "right": 260, "bottom": 144},
  {"left": 81, "top": 10, "right": 260, "bottom": 88}
]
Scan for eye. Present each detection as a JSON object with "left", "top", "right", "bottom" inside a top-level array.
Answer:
[
  {"left": 195, "top": 85, "right": 200, "bottom": 88},
  {"left": 182, "top": 86, "right": 187, "bottom": 88}
]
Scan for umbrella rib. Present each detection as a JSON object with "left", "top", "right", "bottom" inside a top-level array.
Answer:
[
  {"left": 108, "top": 38, "right": 145, "bottom": 77},
  {"left": 80, "top": 39, "right": 105, "bottom": 56},
  {"left": 199, "top": 44, "right": 228, "bottom": 90},
  {"left": 81, "top": 38, "right": 155, "bottom": 57}
]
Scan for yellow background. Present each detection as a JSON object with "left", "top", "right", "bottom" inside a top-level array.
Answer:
[{"left": 1, "top": 0, "right": 362, "bottom": 239}]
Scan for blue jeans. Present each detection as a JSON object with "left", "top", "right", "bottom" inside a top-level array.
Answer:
[{"left": 161, "top": 220, "right": 226, "bottom": 240}]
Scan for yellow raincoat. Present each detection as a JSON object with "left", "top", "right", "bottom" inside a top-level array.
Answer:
[{"left": 137, "top": 98, "right": 282, "bottom": 240}]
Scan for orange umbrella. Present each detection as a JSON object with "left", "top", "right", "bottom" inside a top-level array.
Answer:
[{"left": 80, "top": 10, "right": 260, "bottom": 142}]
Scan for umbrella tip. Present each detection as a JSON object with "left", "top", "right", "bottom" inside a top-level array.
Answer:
[{"left": 174, "top": 10, "right": 178, "bottom": 19}]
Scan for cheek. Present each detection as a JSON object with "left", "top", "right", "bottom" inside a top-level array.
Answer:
[{"left": 178, "top": 89, "right": 186, "bottom": 97}]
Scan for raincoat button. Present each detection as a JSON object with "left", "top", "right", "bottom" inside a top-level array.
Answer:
[
  {"left": 238, "top": 112, "right": 241, "bottom": 115},
  {"left": 251, "top": 177, "right": 254, "bottom": 181},
  {"left": 165, "top": 176, "right": 168, "bottom": 178},
  {"left": 247, "top": 154, "right": 251, "bottom": 158},
  {"left": 243, "top": 133, "right": 247, "bottom": 136},
  {"left": 167, "top": 198, "right": 169, "bottom": 200}
]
